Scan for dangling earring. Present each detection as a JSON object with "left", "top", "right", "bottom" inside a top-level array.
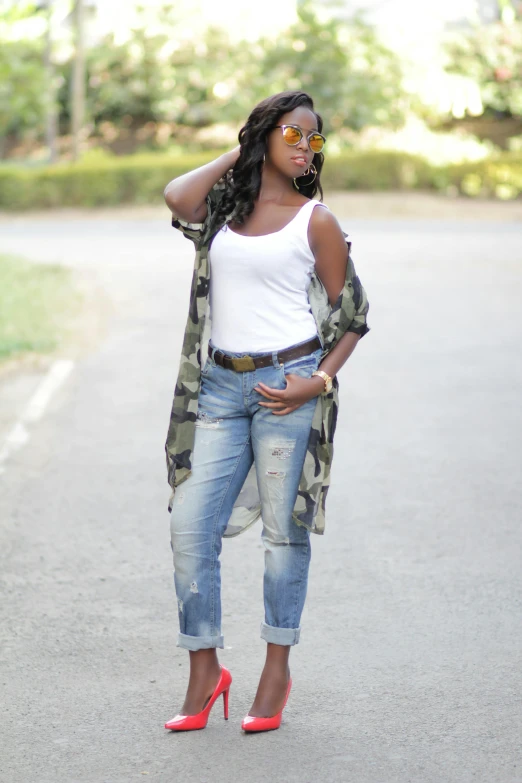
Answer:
[{"left": 293, "top": 163, "right": 317, "bottom": 190}]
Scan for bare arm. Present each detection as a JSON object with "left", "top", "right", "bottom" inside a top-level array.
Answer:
[
  {"left": 256, "top": 207, "right": 364, "bottom": 413},
  {"left": 308, "top": 206, "right": 362, "bottom": 377},
  {"left": 317, "top": 331, "right": 360, "bottom": 379},
  {"left": 164, "top": 146, "right": 240, "bottom": 224},
  {"left": 308, "top": 206, "right": 348, "bottom": 307}
]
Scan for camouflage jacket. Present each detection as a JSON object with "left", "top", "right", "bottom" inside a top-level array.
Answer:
[{"left": 165, "top": 180, "right": 370, "bottom": 536}]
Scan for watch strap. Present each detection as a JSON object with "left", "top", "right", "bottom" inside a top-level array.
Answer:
[{"left": 312, "top": 370, "right": 332, "bottom": 394}]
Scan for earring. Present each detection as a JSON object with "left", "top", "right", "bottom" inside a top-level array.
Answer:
[{"left": 293, "top": 163, "right": 317, "bottom": 189}]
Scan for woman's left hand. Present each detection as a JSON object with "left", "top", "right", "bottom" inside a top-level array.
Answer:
[{"left": 255, "top": 374, "right": 324, "bottom": 416}]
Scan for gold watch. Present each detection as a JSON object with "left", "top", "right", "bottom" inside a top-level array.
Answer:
[{"left": 311, "top": 370, "right": 333, "bottom": 394}]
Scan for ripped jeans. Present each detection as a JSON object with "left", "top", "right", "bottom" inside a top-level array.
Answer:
[{"left": 169, "top": 340, "right": 322, "bottom": 651}]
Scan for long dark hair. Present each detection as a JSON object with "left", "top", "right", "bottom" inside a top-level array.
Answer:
[{"left": 214, "top": 91, "right": 324, "bottom": 228}]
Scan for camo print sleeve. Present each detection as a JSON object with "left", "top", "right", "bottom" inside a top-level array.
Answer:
[
  {"left": 345, "top": 252, "right": 370, "bottom": 338},
  {"left": 170, "top": 179, "right": 227, "bottom": 248},
  {"left": 292, "top": 239, "right": 370, "bottom": 535}
]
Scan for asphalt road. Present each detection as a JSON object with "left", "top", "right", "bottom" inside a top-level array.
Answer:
[{"left": 1, "top": 209, "right": 521, "bottom": 783}]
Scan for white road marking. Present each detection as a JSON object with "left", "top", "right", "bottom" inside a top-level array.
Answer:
[
  {"left": 23, "top": 360, "right": 75, "bottom": 422},
  {"left": 0, "top": 359, "right": 74, "bottom": 472}
]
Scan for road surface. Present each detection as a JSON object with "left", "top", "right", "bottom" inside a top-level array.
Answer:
[{"left": 1, "top": 204, "right": 521, "bottom": 782}]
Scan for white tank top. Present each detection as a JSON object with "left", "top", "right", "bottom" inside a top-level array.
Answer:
[{"left": 208, "top": 199, "right": 327, "bottom": 353}]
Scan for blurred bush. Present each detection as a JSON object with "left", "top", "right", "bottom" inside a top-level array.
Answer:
[
  {"left": 322, "top": 151, "right": 434, "bottom": 190},
  {"left": 0, "top": 152, "right": 215, "bottom": 209},
  {"left": 1, "top": 150, "right": 522, "bottom": 211},
  {"left": 432, "top": 153, "right": 522, "bottom": 200}
]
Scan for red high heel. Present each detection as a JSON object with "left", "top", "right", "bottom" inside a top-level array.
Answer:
[
  {"left": 241, "top": 678, "right": 292, "bottom": 733},
  {"left": 164, "top": 666, "right": 232, "bottom": 731}
]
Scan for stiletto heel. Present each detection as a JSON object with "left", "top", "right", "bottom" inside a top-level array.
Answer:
[
  {"left": 164, "top": 666, "right": 232, "bottom": 731},
  {"left": 223, "top": 687, "right": 229, "bottom": 720},
  {"left": 241, "top": 678, "right": 292, "bottom": 733}
]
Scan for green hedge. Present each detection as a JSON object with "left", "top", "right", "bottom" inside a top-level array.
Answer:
[
  {"left": 1, "top": 150, "right": 521, "bottom": 211},
  {"left": 324, "top": 151, "right": 522, "bottom": 198},
  {"left": 430, "top": 154, "right": 522, "bottom": 200},
  {"left": 0, "top": 153, "right": 216, "bottom": 211},
  {"left": 322, "top": 151, "right": 435, "bottom": 191}
]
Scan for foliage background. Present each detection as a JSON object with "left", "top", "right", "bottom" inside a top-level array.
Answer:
[{"left": 1, "top": 0, "right": 522, "bottom": 200}]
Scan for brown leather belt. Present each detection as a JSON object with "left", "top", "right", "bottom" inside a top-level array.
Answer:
[{"left": 209, "top": 336, "right": 321, "bottom": 373}]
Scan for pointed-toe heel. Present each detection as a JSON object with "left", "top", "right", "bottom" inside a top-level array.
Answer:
[
  {"left": 241, "top": 678, "right": 292, "bottom": 733},
  {"left": 164, "top": 665, "right": 232, "bottom": 731}
]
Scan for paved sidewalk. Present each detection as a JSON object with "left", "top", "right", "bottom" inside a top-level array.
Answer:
[
  {"left": 1, "top": 190, "right": 521, "bottom": 225},
  {"left": 1, "top": 202, "right": 522, "bottom": 782}
]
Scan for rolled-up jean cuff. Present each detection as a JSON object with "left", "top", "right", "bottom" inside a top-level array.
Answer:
[
  {"left": 260, "top": 622, "right": 301, "bottom": 646},
  {"left": 177, "top": 632, "right": 224, "bottom": 651}
]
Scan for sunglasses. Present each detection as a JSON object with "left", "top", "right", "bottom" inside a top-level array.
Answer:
[{"left": 273, "top": 124, "right": 326, "bottom": 154}]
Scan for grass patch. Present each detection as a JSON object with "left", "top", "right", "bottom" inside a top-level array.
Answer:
[{"left": 0, "top": 254, "right": 78, "bottom": 362}]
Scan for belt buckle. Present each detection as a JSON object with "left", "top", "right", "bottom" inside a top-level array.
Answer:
[{"left": 231, "top": 355, "right": 256, "bottom": 372}]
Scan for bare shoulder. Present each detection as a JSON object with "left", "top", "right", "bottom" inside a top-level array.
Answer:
[{"left": 308, "top": 204, "right": 346, "bottom": 248}]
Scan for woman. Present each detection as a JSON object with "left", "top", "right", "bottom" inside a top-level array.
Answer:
[{"left": 163, "top": 90, "right": 370, "bottom": 732}]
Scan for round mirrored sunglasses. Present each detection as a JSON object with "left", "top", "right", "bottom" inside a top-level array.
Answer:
[{"left": 273, "top": 124, "right": 326, "bottom": 154}]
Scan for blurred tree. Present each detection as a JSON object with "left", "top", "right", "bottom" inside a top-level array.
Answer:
[
  {"left": 0, "top": 43, "right": 47, "bottom": 157},
  {"left": 165, "top": 27, "right": 264, "bottom": 127},
  {"left": 259, "top": 1, "right": 407, "bottom": 134},
  {"left": 0, "top": 2, "right": 47, "bottom": 156},
  {"left": 73, "top": 18, "right": 262, "bottom": 131},
  {"left": 82, "top": 29, "right": 169, "bottom": 126},
  {"left": 70, "top": 0, "right": 86, "bottom": 160},
  {"left": 66, "top": 1, "right": 405, "bottom": 137},
  {"left": 1, "top": 0, "right": 409, "bottom": 156},
  {"left": 444, "top": 7, "right": 522, "bottom": 119},
  {"left": 36, "top": 0, "right": 58, "bottom": 162}
]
